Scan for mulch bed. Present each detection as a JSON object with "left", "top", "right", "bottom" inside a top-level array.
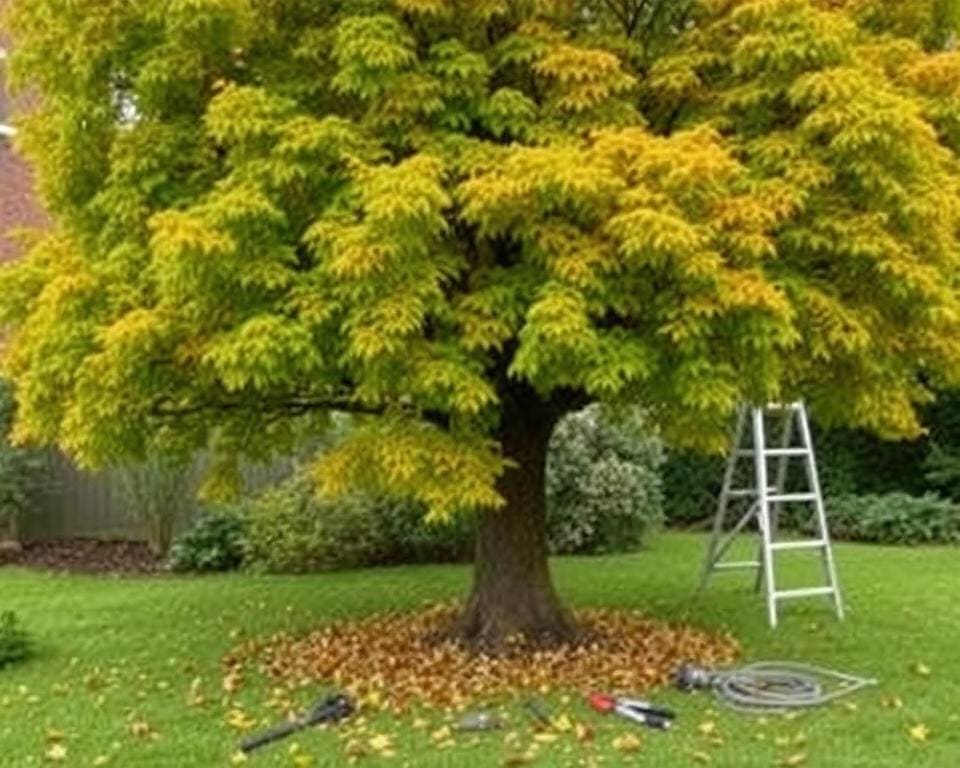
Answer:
[
  {"left": 227, "top": 603, "right": 740, "bottom": 713},
  {"left": 0, "top": 539, "right": 163, "bottom": 574}
]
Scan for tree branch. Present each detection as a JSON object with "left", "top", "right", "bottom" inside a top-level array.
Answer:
[
  {"left": 601, "top": 0, "right": 632, "bottom": 34},
  {"left": 150, "top": 395, "right": 452, "bottom": 429},
  {"left": 627, "top": 0, "right": 653, "bottom": 39}
]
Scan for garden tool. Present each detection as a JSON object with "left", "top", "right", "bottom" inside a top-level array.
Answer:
[
  {"left": 523, "top": 698, "right": 554, "bottom": 728},
  {"left": 674, "top": 661, "right": 877, "bottom": 713},
  {"left": 238, "top": 692, "right": 355, "bottom": 753},
  {"left": 586, "top": 692, "right": 674, "bottom": 730},
  {"left": 455, "top": 711, "right": 504, "bottom": 731}
]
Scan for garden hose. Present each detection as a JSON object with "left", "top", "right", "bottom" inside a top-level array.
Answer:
[{"left": 675, "top": 662, "right": 878, "bottom": 713}]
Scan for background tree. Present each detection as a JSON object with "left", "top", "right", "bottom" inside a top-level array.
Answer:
[{"left": 3, "top": 0, "right": 960, "bottom": 648}]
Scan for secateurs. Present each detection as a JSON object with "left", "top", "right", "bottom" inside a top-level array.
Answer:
[{"left": 587, "top": 693, "right": 675, "bottom": 730}]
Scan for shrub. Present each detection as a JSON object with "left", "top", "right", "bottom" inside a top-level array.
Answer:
[
  {"left": 168, "top": 510, "right": 247, "bottom": 572},
  {"left": 659, "top": 418, "right": 918, "bottom": 528},
  {"left": 545, "top": 405, "right": 664, "bottom": 555},
  {"left": 115, "top": 455, "right": 195, "bottom": 556},
  {"left": 244, "top": 473, "right": 365, "bottom": 573},
  {"left": 369, "top": 498, "right": 473, "bottom": 565},
  {"left": 812, "top": 425, "right": 925, "bottom": 497},
  {"left": 0, "top": 611, "right": 31, "bottom": 669},
  {"left": 922, "top": 443, "right": 960, "bottom": 502},
  {"left": 243, "top": 471, "right": 470, "bottom": 573},
  {"left": 808, "top": 493, "right": 960, "bottom": 545},
  {"left": 0, "top": 379, "right": 45, "bottom": 541},
  {"left": 661, "top": 450, "right": 725, "bottom": 526}
]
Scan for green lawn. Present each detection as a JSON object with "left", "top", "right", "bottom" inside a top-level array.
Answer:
[{"left": 1, "top": 533, "right": 958, "bottom": 767}]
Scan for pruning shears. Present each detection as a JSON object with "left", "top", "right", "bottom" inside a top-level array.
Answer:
[{"left": 587, "top": 693, "right": 675, "bottom": 730}]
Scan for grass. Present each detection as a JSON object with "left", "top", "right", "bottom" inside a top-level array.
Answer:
[{"left": 1, "top": 533, "right": 958, "bottom": 767}]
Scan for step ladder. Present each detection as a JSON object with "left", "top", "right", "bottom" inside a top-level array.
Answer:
[{"left": 698, "top": 402, "right": 844, "bottom": 628}]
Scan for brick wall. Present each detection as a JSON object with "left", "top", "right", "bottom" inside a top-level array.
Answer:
[
  {"left": 0, "top": 145, "right": 44, "bottom": 262},
  {"left": 1, "top": 1, "right": 46, "bottom": 263}
]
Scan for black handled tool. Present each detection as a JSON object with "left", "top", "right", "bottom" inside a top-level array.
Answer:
[
  {"left": 239, "top": 693, "right": 355, "bottom": 753},
  {"left": 587, "top": 693, "right": 676, "bottom": 731}
]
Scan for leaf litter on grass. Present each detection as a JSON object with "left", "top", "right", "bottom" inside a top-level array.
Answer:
[
  {"left": 226, "top": 603, "right": 739, "bottom": 713},
  {"left": 223, "top": 603, "right": 738, "bottom": 763}
]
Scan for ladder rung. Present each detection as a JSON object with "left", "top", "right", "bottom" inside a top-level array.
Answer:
[
  {"left": 766, "top": 492, "right": 817, "bottom": 503},
  {"left": 770, "top": 539, "right": 826, "bottom": 552},
  {"left": 764, "top": 402, "right": 802, "bottom": 411},
  {"left": 775, "top": 587, "right": 835, "bottom": 601},
  {"left": 765, "top": 448, "right": 809, "bottom": 457},
  {"left": 727, "top": 487, "right": 776, "bottom": 498},
  {"left": 736, "top": 448, "right": 808, "bottom": 458},
  {"left": 714, "top": 561, "right": 761, "bottom": 571}
]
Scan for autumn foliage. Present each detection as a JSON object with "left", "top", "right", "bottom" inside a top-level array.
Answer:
[{"left": 4, "top": 0, "right": 960, "bottom": 644}]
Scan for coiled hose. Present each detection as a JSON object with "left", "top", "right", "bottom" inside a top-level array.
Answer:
[{"left": 675, "top": 662, "right": 878, "bottom": 713}]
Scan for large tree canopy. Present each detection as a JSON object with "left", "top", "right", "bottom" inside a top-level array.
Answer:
[{"left": 4, "top": 0, "right": 960, "bottom": 645}]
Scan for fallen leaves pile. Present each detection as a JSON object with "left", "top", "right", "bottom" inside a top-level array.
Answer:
[{"left": 226, "top": 603, "right": 739, "bottom": 711}]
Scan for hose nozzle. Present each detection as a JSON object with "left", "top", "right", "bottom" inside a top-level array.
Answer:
[{"left": 674, "top": 663, "right": 715, "bottom": 692}]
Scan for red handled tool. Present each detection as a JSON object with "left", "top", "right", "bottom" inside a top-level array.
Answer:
[{"left": 587, "top": 693, "right": 675, "bottom": 730}]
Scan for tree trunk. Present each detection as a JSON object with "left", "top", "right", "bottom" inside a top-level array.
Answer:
[{"left": 454, "top": 387, "right": 578, "bottom": 652}]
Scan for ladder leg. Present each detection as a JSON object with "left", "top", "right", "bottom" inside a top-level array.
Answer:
[
  {"left": 797, "top": 405, "right": 845, "bottom": 621},
  {"left": 752, "top": 407, "right": 779, "bottom": 628},
  {"left": 771, "top": 409, "right": 793, "bottom": 539},
  {"left": 699, "top": 407, "right": 747, "bottom": 593},
  {"left": 755, "top": 408, "right": 793, "bottom": 593}
]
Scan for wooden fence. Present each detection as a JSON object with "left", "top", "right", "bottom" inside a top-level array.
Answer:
[{"left": 18, "top": 452, "right": 293, "bottom": 542}]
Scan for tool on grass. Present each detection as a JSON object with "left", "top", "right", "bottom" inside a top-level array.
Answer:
[
  {"left": 523, "top": 698, "right": 554, "bottom": 728},
  {"left": 674, "top": 662, "right": 877, "bottom": 713},
  {"left": 456, "top": 711, "right": 504, "bottom": 731},
  {"left": 587, "top": 693, "right": 674, "bottom": 730},
  {"left": 239, "top": 692, "right": 355, "bottom": 753}
]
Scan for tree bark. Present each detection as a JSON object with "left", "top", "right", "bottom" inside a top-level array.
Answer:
[{"left": 454, "top": 386, "right": 578, "bottom": 652}]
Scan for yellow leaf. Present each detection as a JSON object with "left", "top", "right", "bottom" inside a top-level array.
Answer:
[
  {"left": 913, "top": 663, "right": 931, "bottom": 678},
  {"left": 909, "top": 723, "right": 931, "bottom": 743},
  {"left": 551, "top": 714, "right": 573, "bottom": 733},
  {"left": 129, "top": 719, "right": 154, "bottom": 738},
  {"left": 783, "top": 753, "right": 807, "bottom": 767},
  {"left": 223, "top": 669, "right": 244, "bottom": 693},
  {"left": 698, "top": 720, "right": 717, "bottom": 736},
  {"left": 368, "top": 734, "right": 393, "bottom": 752},
  {"left": 226, "top": 710, "right": 258, "bottom": 732},
  {"left": 230, "top": 752, "right": 248, "bottom": 765},
  {"left": 44, "top": 744, "right": 67, "bottom": 762},
  {"left": 612, "top": 733, "right": 642, "bottom": 753},
  {"left": 691, "top": 750, "right": 711, "bottom": 763}
]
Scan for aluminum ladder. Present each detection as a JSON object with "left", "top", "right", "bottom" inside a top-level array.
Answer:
[{"left": 698, "top": 402, "right": 844, "bottom": 628}]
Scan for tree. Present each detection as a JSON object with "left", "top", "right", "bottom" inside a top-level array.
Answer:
[{"left": 3, "top": 0, "right": 960, "bottom": 649}]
